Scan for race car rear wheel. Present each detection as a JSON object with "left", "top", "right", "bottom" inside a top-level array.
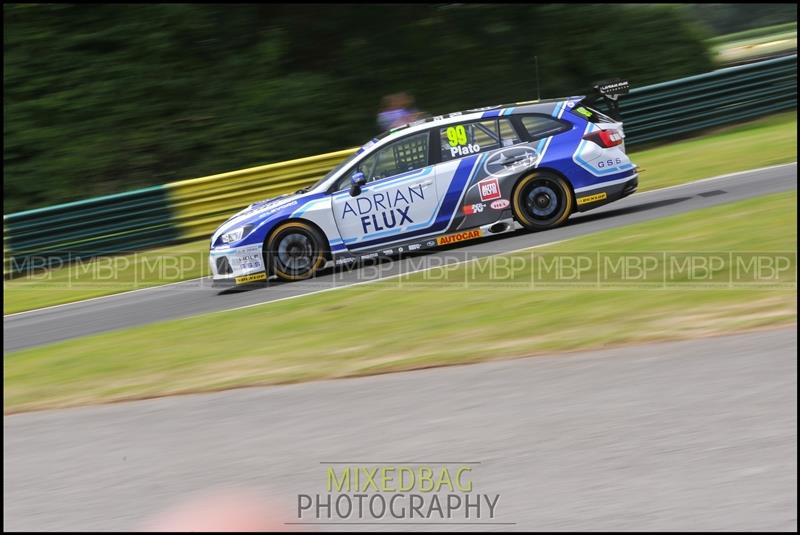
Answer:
[
  {"left": 512, "top": 172, "right": 573, "bottom": 231},
  {"left": 265, "top": 221, "right": 326, "bottom": 281}
]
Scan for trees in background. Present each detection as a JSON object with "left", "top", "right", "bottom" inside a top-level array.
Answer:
[
  {"left": 687, "top": 3, "right": 796, "bottom": 35},
  {"left": 4, "top": 4, "right": 716, "bottom": 212}
]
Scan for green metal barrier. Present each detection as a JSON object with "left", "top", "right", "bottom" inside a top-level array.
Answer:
[
  {"left": 622, "top": 54, "right": 796, "bottom": 145},
  {"left": 3, "top": 55, "right": 797, "bottom": 276},
  {"left": 4, "top": 186, "right": 178, "bottom": 275}
]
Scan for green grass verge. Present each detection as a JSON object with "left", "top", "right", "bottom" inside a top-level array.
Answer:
[
  {"left": 631, "top": 111, "right": 796, "bottom": 191},
  {"left": 3, "top": 111, "right": 797, "bottom": 315},
  {"left": 5, "top": 190, "right": 796, "bottom": 413}
]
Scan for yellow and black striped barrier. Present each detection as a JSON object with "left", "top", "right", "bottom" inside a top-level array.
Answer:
[{"left": 165, "top": 148, "right": 356, "bottom": 241}]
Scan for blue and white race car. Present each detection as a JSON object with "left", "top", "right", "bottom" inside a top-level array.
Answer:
[{"left": 210, "top": 80, "right": 638, "bottom": 286}]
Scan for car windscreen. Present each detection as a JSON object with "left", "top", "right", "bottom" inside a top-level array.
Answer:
[
  {"left": 307, "top": 151, "right": 360, "bottom": 191},
  {"left": 307, "top": 125, "right": 415, "bottom": 191}
]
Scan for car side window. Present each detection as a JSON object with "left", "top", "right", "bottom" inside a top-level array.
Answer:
[
  {"left": 370, "top": 131, "right": 429, "bottom": 181},
  {"left": 335, "top": 132, "right": 429, "bottom": 191},
  {"left": 520, "top": 115, "right": 569, "bottom": 140},
  {"left": 499, "top": 118, "right": 521, "bottom": 146},
  {"left": 439, "top": 118, "right": 518, "bottom": 162}
]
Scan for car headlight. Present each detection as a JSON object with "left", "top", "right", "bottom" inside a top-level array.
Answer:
[{"left": 221, "top": 224, "right": 254, "bottom": 244}]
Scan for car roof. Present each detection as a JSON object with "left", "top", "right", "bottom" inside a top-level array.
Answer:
[
  {"left": 370, "top": 95, "right": 584, "bottom": 148},
  {"left": 379, "top": 96, "right": 582, "bottom": 139},
  {"left": 312, "top": 95, "right": 585, "bottom": 193}
]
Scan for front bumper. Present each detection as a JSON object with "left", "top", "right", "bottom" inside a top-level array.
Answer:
[{"left": 209, "top": 243, "right": 268, "bottom": 288}]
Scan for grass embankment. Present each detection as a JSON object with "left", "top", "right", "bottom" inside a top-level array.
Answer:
[
  {"left": 3, "top": 111, "right": 797, "bottom": 314},
  {"left": 707, "top": 22, "right": 796, "bottom": 46},
  {"left": 5, "top": 190, "right": 796, "bottom": 413},
  {"left": 709, "top": 22, "right": 797, "bottom": 64}
]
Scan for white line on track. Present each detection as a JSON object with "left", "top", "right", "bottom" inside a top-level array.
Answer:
[{"left": 4, "top": 161, "right": 796, "bottom": 318}]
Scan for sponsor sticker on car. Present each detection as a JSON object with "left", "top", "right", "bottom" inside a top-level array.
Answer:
[
  {"left": 576, "top": 192, "right": 608, "bottom": 205},
  {"left": 478, "top": 177, "right": 501, "bottom": 201},
  {"left": 463, "top": 202, "right": 486, "bottom": 215},
  {"left": 234, "top": 272, "right": 267, "bottom": 284},
  {"left": 436, "top": 229, "right": 483, "bottom": 246},
  {"left": 483, "top": 147, "right": 539, "bottom": 177},
  {"left": 490, "top": 199, "right": 510, "bottom": 210}
]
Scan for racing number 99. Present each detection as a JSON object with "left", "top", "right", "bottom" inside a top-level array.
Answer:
[{"left": 446, "top": 125, "right": 468, "bottom": 147}]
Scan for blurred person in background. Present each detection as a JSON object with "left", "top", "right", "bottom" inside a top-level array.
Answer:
[{"left": 377, "top": 91, "right": 426, "bottom": 132}]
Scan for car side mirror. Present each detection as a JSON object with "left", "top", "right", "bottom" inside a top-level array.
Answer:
[{"left": 349, "top": 171, "right": 366, "bottom": 197}]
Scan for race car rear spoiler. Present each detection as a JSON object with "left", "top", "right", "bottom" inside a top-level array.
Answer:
[{"left": 583, "top": 78, "right": 630, "bottom": 120}]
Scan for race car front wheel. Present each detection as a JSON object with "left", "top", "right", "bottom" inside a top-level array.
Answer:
[
  {"left": 265, "top": 221, "right": 327, "bottom": 281},
  {"left": 512, "top": 172, "right": 573, "bottom": 231}
]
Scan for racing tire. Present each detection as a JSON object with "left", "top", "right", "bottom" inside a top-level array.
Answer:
[
  {"left": 265, "top": 221, "right": 327, "bottom": 281},
  {"left": 511, "top": 171, "right": 573, "bottom": 231}
]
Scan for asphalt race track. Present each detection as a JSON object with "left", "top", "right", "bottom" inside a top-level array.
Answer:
[
  {"left": 3, "top": 163, "right": 797, "bottom": 352},
  {"left": 4, "top": 328, "right": 797, "bottom": 531}
]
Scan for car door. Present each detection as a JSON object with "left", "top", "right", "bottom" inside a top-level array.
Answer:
[
  {"left": 331, "top": 131, "right": 439, "bottom": 251},
  {"left": 428, "top": 117, "right": 523, "bottom": 229}
]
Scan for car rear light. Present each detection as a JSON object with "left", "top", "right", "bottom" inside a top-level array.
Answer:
[{"left": 583, "top": 129, "right": 623, "bottom": 148}]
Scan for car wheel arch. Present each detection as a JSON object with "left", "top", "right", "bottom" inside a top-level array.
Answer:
[{"left": 511, "top": 166, "right": 576, "bottom": 207}]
